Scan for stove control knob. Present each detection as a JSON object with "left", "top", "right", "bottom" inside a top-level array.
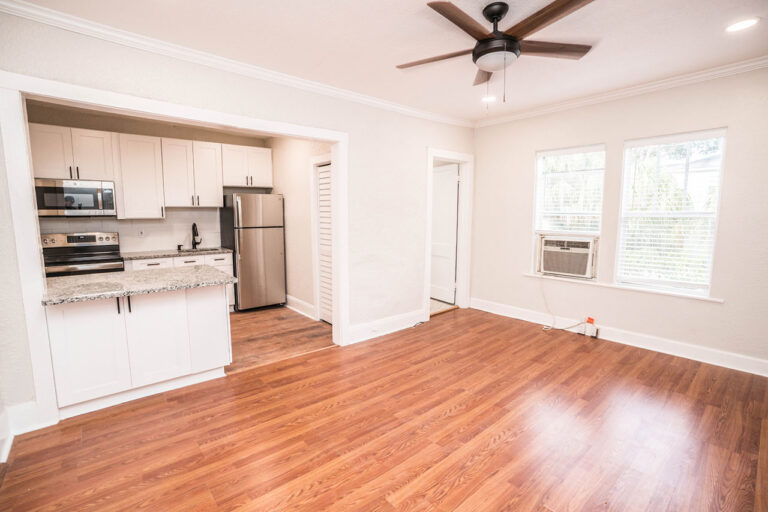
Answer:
[
  {"left": 43, "top": 239, "right": 48, "bottom": 244},
  {"left": 98, "top": 236, "right": 103, "bottom": 241}
]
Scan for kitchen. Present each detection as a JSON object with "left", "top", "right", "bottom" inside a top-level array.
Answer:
[{"left": 27, "top": 99, "right": 335, "bottom": 418}]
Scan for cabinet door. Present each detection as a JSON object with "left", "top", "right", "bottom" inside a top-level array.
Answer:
[
  {"left": 221, "top": 144, "right": 249, "bottom": 187},
  {"left": 117, "top": 134, "right": 165, "bottom": 219},
  {"left": 46, "top": 298, "right": 131, "bottom": 406},
  {"left": 248, "top": 147, "right": 273, "bottom": 188},
  {"left": 124, "top": 291, "right": 191, "bottom": 387},
  {"left": 213, "top": 263, "right": 235, "bottom": 306},
  {"left": 187, "top": 286, "right": 231, "bottom": 372},
  {"left": 161, "top": 138, "right": 195, "bottom": 207},
  {"left": 192, "top": 141, "right": 223, "bottom": 207},
  {"left": 71, "top": 128, "right": 114, "bottom": 181},
  {"left": 28, "top": 123, "right": 74, "bottom": 179}
]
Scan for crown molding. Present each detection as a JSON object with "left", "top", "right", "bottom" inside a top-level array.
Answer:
[
  {"left": 0, "top": 0, "right": 473, "bottom": 128},
  {"left": 474, "top": 55, "right": 768, "bottom": 127}
]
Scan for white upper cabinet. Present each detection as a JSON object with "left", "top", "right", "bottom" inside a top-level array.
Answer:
[
  {"left": 70, "top": 128, "right": 115, "bottom": 181},
  {"left": 161, "top": 138, "right": 195, "bottom": 207},
  {"left": 116, "top": 133, "right": 165, "bottom": 219},
  {"left": 192, "top": 141, "right": 223, "bottom": 207},
  {"left": 28, "top": 123, "right": 74, "bottom": 179},
  {"left": 222, "top": 144, "right": 272, "bottom": 188},
  {"left": 29, "top": 124, "right": 114, "bottom": 180}
]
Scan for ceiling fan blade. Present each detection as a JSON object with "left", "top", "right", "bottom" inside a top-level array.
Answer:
[
  {"left": 520, "top": 40, "right": 591, "bottom": 59},
  {"left": 427, "top": 1, "right": 493, "bottom": 40},
  {"left": 504, "top": 0, "right": 594, "bottom": 40},
  {"left": 396, "top": 48, "right": 473, "bottom": 69},
  {"left": 473, "top": 70, "right": 492, "bottom": 86}
]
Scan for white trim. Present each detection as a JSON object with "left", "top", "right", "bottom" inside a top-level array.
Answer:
[
  {"left": 347, "top": 309, "right": 424, "bottom": 346},
  {"left": 623, "top": 127, "right": 727, "bottom": 148},
  {"left": 59, "top": 368, "right": 225, "bottom": 420},
  {"left": 286, "top": 295, "right": 317, "bottom": 320},
  {"left": 0, "top": 70, "right": 352, "bottom": 435},
  {"left": 0, "top": 407, "right": 11, "bottom": 463},
  {"left": 470, "top": 298, "right": 768, "bottom": 377},
  {"left": 424, "top": 148, "right": 474, "bottom": 322},
  {"left": 476, "top": 55, "right": 768, "bottom": 127},
  {"left": 522, "top": 273, "right": 724, "bottom": 303},
  {"left": 310, "top": 154, "right": 332, "bottom": 323},
  {"left": 535, "top": 143, "right": 606, "bottom": 158},
  {"left": 0, "top": 0, "right": 471, "bottom": 128}
]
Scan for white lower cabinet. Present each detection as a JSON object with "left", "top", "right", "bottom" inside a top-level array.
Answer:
[
  {"left": 124, "top": 290, "right": 191, "bottom": 388},
  {"left": 46, "top": 297, "right": 132, "bottom": 407},
  {"left": 46, "top": 286, "right": 231, "bottom": 408}
]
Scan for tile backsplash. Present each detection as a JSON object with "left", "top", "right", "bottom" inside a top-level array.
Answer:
[{"left": 39, "top": 208, "right": 222, "bottom": 253}]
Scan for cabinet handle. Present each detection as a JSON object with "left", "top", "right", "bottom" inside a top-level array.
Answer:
[
  {"left": 214, "top": 258, "right": 224, "bottom": 261},
  {"left": 249, "top": 176, "right": 253, "bottom": 186},
  {"left": 76, "top": 166, "right": 80, "bottom": 179},
  {"left": 127, "top": 295, "right": 132, "bottom": 313},
  {"left": 192, "top": 194, "right": 195, "bottom": 206},
  {"left": 245, "top": 175, "right": 248, "bottom": 185},
  {"left": 196, "top": 195, "right": 200, "bottom": 206},
  {"left": 68, "top": 166, "right": 73, "bottom": 179},
  {"left": 147, "top": 263, "right": 160, "bottom": 266},
  {"left": 116, "top": 297, "right": 121, "bottom": 314},
  {"left": 161, "top": 206, "right": 164, "bottom": 217},
  {"left": 184, "top": 260, "right": 196, "bottom": 263}
]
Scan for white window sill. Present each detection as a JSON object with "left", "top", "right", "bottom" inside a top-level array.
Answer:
[{"left": 522, "top": 273, "right": 724, "bottom": 304}]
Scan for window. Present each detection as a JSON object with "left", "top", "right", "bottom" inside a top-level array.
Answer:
[
  {"left": 617, "top": 130, "right": 725, "bottom": 295},
  {"left": 534, "top": 145, "right": 605, "bottom": 234}
]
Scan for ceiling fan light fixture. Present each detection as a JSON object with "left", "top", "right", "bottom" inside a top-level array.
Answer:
[
  {"left": 726, "top": 18, "right": 759, "bottom": 32},
  {"left": 475, "top": 50, "right": 518, "bottom": 72},
  {"left": 481, "top": 95, "right": 497, "bottom": 103}
]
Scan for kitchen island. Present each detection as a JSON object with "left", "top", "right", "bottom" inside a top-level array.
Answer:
[{"left": 43, "top": 266, "right": 236, "bottom": 418}]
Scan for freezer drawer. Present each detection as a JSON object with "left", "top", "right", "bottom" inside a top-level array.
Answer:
[
  {"left": 235, "top": 227, "right": 286, "bottom": 310},
  {"left": 234, "top": 193, "right": 284, "bottom": 228}
]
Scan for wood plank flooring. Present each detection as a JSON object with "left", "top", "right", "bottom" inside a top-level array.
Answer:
[
  {"left": 2, "top": 308, "right": 767, "bottom": 511},
  {"left": 226, "top": 306, "right": 333, "bottom": 374}
]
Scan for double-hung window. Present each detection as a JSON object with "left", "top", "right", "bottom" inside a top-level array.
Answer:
[
  {"left": 534, "top": 145, "right": 606, "bottom": 234},
  {"left": 617, "top": 130, "right": 725, "bottom": 295}
]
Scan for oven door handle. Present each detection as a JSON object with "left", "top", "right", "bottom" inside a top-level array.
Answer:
[{"left": 45, "top": 261, "right": 124, "bottom": 274}]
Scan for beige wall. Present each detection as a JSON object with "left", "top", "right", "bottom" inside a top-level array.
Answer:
[
  {"left": 472, "top": 69, "right": 768, "bottom": 360},
  {"left": 268, "top": 137, "right": 332, "bottom": 308},
  {"left": 0, "top": 13, "right": 473, "bottom": 404}
]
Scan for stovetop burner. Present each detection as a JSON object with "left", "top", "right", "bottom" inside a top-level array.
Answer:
[{"left": 42, "top": 232, "right": 124, "bottom": 277}]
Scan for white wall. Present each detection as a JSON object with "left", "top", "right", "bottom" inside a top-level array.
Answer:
[
  {"left": 39, "top": 208, "right": 221, "bottom": 253},
  {"left": 268, "top": 136, "right": 331, "bottom": 309},
  {"left": 472, "top": 69, "right": 768, "bottom": 364},
  {"left": 0, "top": 13, "right": 473, "bottom": 407}
]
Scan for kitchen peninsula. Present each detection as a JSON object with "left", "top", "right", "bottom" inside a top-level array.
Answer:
[{"left": 42, "top": 265, "right": 236, "bottom": 417}]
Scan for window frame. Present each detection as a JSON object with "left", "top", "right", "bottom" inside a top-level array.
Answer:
[
  {"left": 614, "top": 128, "right": 727, "bottom": 297},
  {"left": 532, "top": 143, "right": 607, "bottom": 237}
]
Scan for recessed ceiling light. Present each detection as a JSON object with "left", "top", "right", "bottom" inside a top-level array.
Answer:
[
  {"left": 726, "top": 18, "right": 759, "bottom": 32},
  {"left": 481, "top": 95, "right": 497, "bottom": 103}
]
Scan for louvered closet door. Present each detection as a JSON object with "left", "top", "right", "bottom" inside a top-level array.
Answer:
[{"left": 317, "top": 164, "right": 332, "bottom": 324}]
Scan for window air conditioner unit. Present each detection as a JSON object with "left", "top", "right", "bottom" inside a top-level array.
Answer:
[{"left": 538, "top": 235, "right": 598, "bottom": 279}]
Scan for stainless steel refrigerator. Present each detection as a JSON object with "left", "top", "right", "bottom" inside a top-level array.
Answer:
[{"left": 220, "top": 193, "right": 286, "bottom": 311}]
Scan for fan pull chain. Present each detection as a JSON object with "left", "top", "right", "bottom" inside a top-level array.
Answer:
[{"left": 503, "top": 41, "right": 507, "bottom": 103}]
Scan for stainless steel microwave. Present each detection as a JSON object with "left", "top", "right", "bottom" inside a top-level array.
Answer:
[{"left": 35, "top": 179, "right": 116, "bottom": 217}]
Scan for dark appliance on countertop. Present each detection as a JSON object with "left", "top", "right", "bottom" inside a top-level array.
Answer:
[
  {"left": 35, "top": 179, "right": 116, "bottom": 217},
  {"left": 41, "top": 232, "right": 124, "bottom": 277},
  {"left": 220, "top": 193, "right": 286, "bottom": 310}
]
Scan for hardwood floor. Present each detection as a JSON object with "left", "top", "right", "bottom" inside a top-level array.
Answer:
[
  {"left": 226, "top": 306, "right": 333, "bottom": 374},
  {"left": 2, "top": 308, "right": 767, "bottom": 511}
]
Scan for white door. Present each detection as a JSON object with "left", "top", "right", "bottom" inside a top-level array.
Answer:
[
  {"left": 28, "top": 123, "right": 74, "bottom": 179},
  {"left": 116, "top": 133, "right": 165, "bottom": 219},
  {"left": 46, "top": 297, "right": 132, "bottom": 406},
  {"left": 221, "top": 144, "right": 249, "bottom": 187},
  {"left": 161, "top": 138, "right": 195, "bottom": 207},
  {"left": 124, "top": 290, "right": 191, "bottom": 387},
  {"left": 430, "top": 164, "right": 459, "bottom": 304},
  {"left": 248, "top": 147, "right": 273, "bottom": 187},
  {"left": 316, "top": 163, "right": 332, "bottom": 323},
  {"left": 192, "top": 141, "right": 223, "bottom": 206},
  {"left": 71, "top": 128, "right": 114, "bottom": 181}
]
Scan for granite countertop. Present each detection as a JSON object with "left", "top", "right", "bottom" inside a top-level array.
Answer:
[
  {"left": 121, "top": 247, "right": 233, "bottom": 261},
  {"left": 42, "top": 266, "right": 237, "bottom": 306}
]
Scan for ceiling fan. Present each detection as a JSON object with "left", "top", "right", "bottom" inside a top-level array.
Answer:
[{"left": 397, "top": 0, "right": 594, "bottom": 86}]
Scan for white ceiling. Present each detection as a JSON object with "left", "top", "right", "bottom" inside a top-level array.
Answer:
[{"left": 18, "top": 0, "right": 768, "bottom": 122}]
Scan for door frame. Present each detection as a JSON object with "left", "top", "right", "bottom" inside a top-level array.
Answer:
[
  {"left": 0, "top": 70, "right": 351, "bottom": 436},
  {"left": 309, "top": 153, "right": 332, "bottom": 322},
  {"left": 424, "top": 148, "right": 474, "bottom": 321}
]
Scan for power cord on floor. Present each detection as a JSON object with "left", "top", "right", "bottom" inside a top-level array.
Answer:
[{"left": 538, "top": 275, "right": 588, "bottom": 333}]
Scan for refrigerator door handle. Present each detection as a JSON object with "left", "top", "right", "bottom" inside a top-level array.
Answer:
[{"left": 235, "top": 196, "right": 243, "bottom": 228}]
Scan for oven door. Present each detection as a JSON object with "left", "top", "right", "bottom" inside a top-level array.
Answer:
[{"left": 35, "top": 179, "right": 115, "bottom": 217}]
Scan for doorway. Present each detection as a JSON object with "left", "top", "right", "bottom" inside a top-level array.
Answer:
[{"left": 424, "top": 149, "right": 474, "bottom": 320}]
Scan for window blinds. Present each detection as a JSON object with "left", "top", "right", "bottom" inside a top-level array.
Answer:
[
  {"left": 617, "top": 131, "right": 725, "bottom": 294},
  {"left": 535, "top": 146, "right": 605, "bottom": 234}
]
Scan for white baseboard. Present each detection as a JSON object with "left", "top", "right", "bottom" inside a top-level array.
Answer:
[
  {"left": 59, "top": 368, "right": 225, "bottom": 420},
  {"left": 470, "top": 297, "right": 768, "bottom": 378},
  {"left": 286, "top": 295, "right": 317, "bottom": 320},
  {"left": 0, "top": 407, "right": 11, "bottom": 463},
  {"left": 346, "top": 309, "right": 425, "bottom": 345}
]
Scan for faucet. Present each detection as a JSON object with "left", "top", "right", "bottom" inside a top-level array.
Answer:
[{"left": 192, "top": 223, "right": 202, "bottom": 250}]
